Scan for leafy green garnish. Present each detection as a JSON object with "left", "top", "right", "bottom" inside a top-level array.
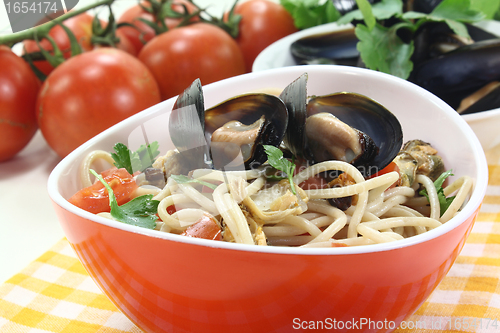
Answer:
[
  {"left": 280, "top": 0, "right": 341, "bottom": 30},
  {"left": 419, "top": 169, "right": 456, "bottom": 217},
  {"left": 263, "top": 145, "right": 297, "bottom": 195},
  {"left": 283, "top": 0, "right": 490, "bottom": 80},
  {"left": 90, "top": 169, "right": 159, "bottom": 229},
  {"left": 350, "top": 0, "right": 485, "bottom": 79},
  {"left": 337, "top": 0, "right": 403, "bottom": 26},
  {"left": 111, "top": 141, "right": 160, "bottom": 175},
  {"left": 170, "top": 174, "right": 218, "bottom": 190}
]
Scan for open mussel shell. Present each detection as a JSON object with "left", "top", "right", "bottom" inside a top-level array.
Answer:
[
  {"left": 279, "top": 73, "right": 308, "bottom": 158},
  {"left": 169, "top": 78, "right": 212, "bottom": 170},
  {"left": 290, "top": 27, "right": 359, "bottom": 66},
  {"left": 205, "top": 93, "right": 288, "bottom": 170},
  {"left": 306, "top": 92, "right": 403, "bottom": 176}
]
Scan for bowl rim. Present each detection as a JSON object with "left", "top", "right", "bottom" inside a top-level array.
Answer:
[{"left": 47, "top": 65, "right": 489, "bottom": 256}]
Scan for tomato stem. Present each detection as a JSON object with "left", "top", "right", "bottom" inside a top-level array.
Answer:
[{"left": 0, "top": 0, "right": 114, "bottom": 47}]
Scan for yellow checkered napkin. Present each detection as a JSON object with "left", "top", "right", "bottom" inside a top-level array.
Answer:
[
  {"left": 1, "top": 148, "right": 500, "bottom": 333},
  {"left": 0, "top": 240, "right": 141, "bottom": 332}
]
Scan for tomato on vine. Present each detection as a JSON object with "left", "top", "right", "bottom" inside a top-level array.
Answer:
[
  {"left": 117, "top": 0, "right": 199, "bottom": 53},
  {"left": 0, "top": 46, "right": 40, "bottom": 162},
  {"left": 139, "top": 23, "right": 245, "bottom": 100},
  {"left": 37, "top": 48, "right": 161, "bottom": 157},
  {"left": 227, "top": 0, "right": 298, "bottom": 72},
  {"left": 23, "top": 13, "right": 95, "bottom": 76}
]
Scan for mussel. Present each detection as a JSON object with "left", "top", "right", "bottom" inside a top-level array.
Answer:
[
  {"left": 279, "top": 74, "right": 403, "bottom": 177},
  {"left": 169, "top": 79, "right": 289, "bottom": 171},
  {"left": 290, "top": 27, "right": 359, "bottom": 66},
  {"left": 169, "top": 78, "right": 212, "bottom": 171},
  {"left": 289, "top": 15, "right": 500, "bottom": 114},
  {"left": 409, "top": 39, "right": 500, "bottom": 110}
]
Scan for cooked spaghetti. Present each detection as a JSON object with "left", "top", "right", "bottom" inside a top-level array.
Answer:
[{"left": 72, "top": 146, "right": 473, "bottom": 248}]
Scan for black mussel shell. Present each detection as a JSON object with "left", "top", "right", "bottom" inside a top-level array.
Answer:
[
  {"left": 169, "top": 79, "right": 212, "bottom": 170},
  {"left": 410, "top": 39, "right": 500, "bottom": 109},
  {"left": 306, "top": 92, "right": 403, "bottom": 176},
  {"left": 290, "top": 27, "right": 359, "bottom": 67},
  {"left": 205, "top": 93, "right": 288, "bottom": 170},
  {"left": 279, "top": 73, "right": 308, "bottom": 158}
]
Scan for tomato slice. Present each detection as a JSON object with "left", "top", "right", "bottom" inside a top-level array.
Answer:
[
  {"left": 68, "top": 168, "right": 138, "bottom": 214},
  {"left": 368, "top": 161, "right": 400, "bottom": 189},
  {"left": 181, "top": 213, "right": 222, "bottom": 241}
]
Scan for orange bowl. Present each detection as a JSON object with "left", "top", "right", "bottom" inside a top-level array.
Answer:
[{"left": 48, "top": 65, "right": 488, "bottom": 332}]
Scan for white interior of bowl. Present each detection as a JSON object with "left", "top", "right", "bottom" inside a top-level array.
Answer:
[{"left": 47, "top": 65, "right": 488, "bottom": 255}]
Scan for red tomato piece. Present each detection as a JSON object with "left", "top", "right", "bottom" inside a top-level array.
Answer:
[
  {"left": 181, "top": 213, "right": 222, "bottom": 241},
  {"left": 369, "top": 162, "right": 401, "bottom": 189},
  {"left": 68, "top": 168, "right": 138, "bottom": 214}
]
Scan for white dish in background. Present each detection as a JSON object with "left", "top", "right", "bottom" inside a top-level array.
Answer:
[{"left": 253, "top": 20, "right": 500, "bottom": 151}]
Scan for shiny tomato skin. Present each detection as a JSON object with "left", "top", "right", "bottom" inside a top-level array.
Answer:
[
  {"left": 24, "top": 13, "right": 95, "bottom": 76},
  {"left": 139, "top": 23, "right": 245, "bottom": 100},
  {"left": 117, "top": 0, "right": 199, "bottom": 53},
  {"left": 37, "top": 48, "right": 161, "bottom": 157},
  {"left": 68, "top": 168, "right": 138, "bottom": 214},
  {"left": 0, "top": 46, "right": 40, "bottom": 162},
  {"left": 232, "top": 0, "right": 298, "bottom": 72}
]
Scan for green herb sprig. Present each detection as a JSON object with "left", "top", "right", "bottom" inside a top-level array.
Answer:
[
  {"left": 90, "top": 169, "right": 159, "bottom": 229},
  {"left": 280, "top": 0, "right": 496, "bottom": 80},
  {"left": 280, "top": 0, "right": 341, "bottom": 30},
  {"left": 263, "top": 145, "right": 297, "bottom": 195},
  {"left": 111, "top": 141, "right": 160, "bottom": 175},
  {"left": 419, "top": 169, "right": 456, "bottom": 217},
  {"left": 339, "top": 0, "right": 486, "bottom": 79}
]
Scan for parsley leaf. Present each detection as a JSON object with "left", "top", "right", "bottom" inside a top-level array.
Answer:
[
  {"left": 280, "top": 0, "right": 341, "bottom": 30},
  {"left": 337, "top": 0, "right": 403, "bottom": 25},
  {"left": 355, "top": 22, "right": 415, "bottom": 79},
  {"left": 263, "top": 145, "right": 297, "bottom": 195},
  {"left": 340, "top": 0, "right": 484, "bottom": 80},
  {"left": 90, "top": 169, "right": 159, "bottom": 229},
  {"left": 111, "top": 142, "right": 160, "bottom": 175},
  {"left": 419, "top": 169, "right": 456, "bottom": 217},
  {"left": 170, "top": 174, "right": 218, "bottom": 190}
]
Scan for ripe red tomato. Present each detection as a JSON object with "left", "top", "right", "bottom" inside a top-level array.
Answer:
[
  {"left": 24, "top": 13, "right": 95, "bottom": 76},
  {"left": 37, "top": 48, "right": 161, "bottom": 157},
  {"left": 68, "top": 168, "right": 138, "bottom": 214},
  {"left": 0, "top": 46, "right": 40, "bottom": 162},
  {"left": 230, "top": 0, "right": 298, "bottom": 72},
  {"left": 139, "top": 23, "right": 245, "bottom": 100},
  {"left": 117, "top": 0, "right": 199, "bottom": 53}
]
